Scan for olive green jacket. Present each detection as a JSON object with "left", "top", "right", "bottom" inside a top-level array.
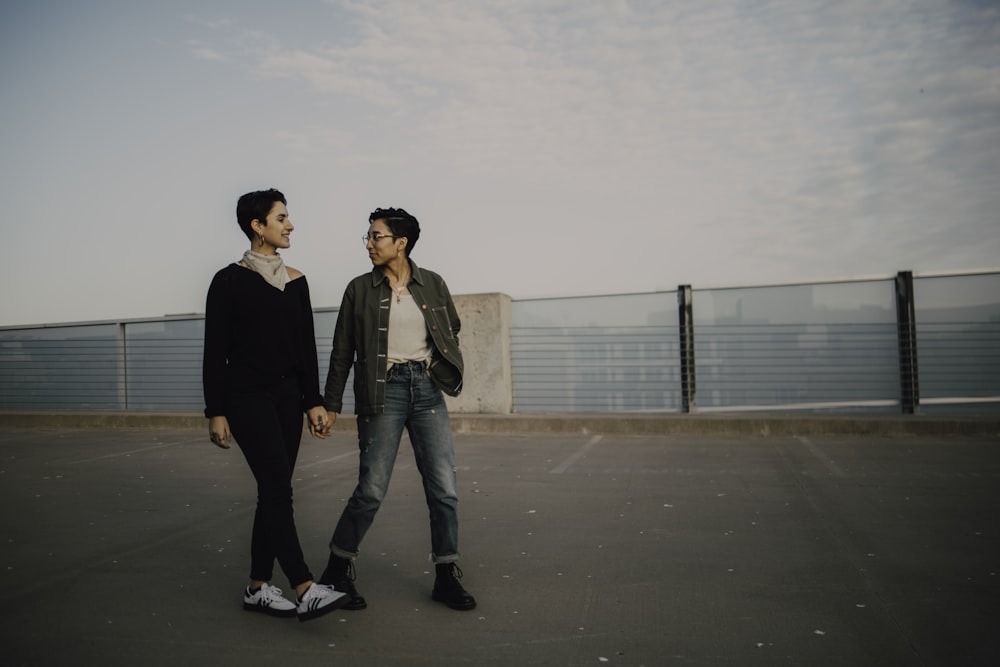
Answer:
[{"left": 322, "top": 260, "right": 464, "bottom": 415}]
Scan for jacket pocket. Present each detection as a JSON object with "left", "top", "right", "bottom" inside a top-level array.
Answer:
[
  {"left": 429, "top": 305, "right": 456, "bottom": 340},
  {"left": 429, "top": 354, "right": 463, "bottom": 397}
]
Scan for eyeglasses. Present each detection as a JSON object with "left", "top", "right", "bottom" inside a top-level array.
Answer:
[{"left": 363, "top": 232, "right": 397, "bottom": 246}]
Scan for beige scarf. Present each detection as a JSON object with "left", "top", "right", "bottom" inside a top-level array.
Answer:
[{"left": 241, "top": 250, "right": 289, "bottom": 291}]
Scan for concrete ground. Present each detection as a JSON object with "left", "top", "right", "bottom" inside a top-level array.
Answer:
[{"left": 1, "top": 424, "right": 998, "bottom": 666}]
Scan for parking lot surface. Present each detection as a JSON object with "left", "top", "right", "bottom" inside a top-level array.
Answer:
[{"left": 1, "top": 426, "right": 998, "bottom": 666}]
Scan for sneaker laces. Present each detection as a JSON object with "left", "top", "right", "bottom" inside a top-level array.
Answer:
[
  {"left": 259, "top": 584, "right": 286, "bottom": 603},
  {"left": 303, "top": 583, "right": 337, "bottom": 601}
]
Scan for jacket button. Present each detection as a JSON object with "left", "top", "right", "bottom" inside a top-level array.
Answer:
[
  {"left": 442, "top": 348, "right": 448, "bottom": 353},
  {"left": 432, "top": 325, "right": 438, "bottom": 330}
]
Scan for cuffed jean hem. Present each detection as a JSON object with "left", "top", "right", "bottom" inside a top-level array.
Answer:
[
  {"left": 330, "top": 545, "right": 359, "bottom": 561},
  {"left": 431, "top": 552, "right": 460, "bottom": 565}
]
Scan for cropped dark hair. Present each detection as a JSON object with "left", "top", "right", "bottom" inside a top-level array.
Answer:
[
  {"left": 369, "top": 207, "right": 420, "bottom": 256},
  {"left": 236, "top": 189, "right": 286, "bottom": 241}
]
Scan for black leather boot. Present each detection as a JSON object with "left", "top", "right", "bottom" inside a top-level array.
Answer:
[
  {"left": 432, "top": 563, "right": 477, "bottom": 610},
  {"left": 318, "top": 554, "right": 367, "bottom": 610}
]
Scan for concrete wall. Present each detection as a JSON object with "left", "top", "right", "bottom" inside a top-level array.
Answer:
[{"left": 444, "top": 293, "right": 512, "bottom": 414}]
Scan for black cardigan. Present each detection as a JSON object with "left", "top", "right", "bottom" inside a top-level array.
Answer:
[{"left": 202, "top": 264, "right": 323, "bottom": 418}]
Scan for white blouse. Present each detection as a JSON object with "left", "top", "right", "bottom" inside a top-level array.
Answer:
[{"left": 387, "top": 294, "right": 433, "bottom": 367}]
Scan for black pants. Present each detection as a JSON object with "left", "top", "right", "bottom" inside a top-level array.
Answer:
[{"left": 226, "top": 376, "right": 313, "bottom": 588}]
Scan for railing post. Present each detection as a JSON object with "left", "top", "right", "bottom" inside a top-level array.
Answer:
[
  {"left": 117, "top": 322, "right": 129, "bottom": 410},
  {"left": 894, "top": 271, "right": 920, "bottom": 414},
  {"left": 678, "top": 285, "right": 696, "bottom": 413}
]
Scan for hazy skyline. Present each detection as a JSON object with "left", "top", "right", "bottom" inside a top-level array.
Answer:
[{"left": 2, "top": 0, "right": 998, "bottom": 327}]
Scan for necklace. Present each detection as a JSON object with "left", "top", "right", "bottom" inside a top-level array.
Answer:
[{"left": 392, "top": 270, "right": 410, "bottom": 303}]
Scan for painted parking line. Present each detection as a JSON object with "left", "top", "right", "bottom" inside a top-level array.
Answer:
[
  {"left": 797, "top": 436, "right": 847, "bottom": 478},
  {"left": 550, "top": 435, "right": 603, "bottom": 474}
]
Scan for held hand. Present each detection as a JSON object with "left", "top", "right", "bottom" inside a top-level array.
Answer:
[
  {"left": 320, "top": 410, "right": 338, "bottom": 437},
  {"left": 306, "top": 406, "right": 328, "bottom": 439},
  {"left": 208, "top": 416, "right": 232, "bottom": 449}
]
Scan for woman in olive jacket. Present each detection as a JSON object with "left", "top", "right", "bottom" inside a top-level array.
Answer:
[{"left": 319, "top": 207, "right": 475, "bottom": 611}]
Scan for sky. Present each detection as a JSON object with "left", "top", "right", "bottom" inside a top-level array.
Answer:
[{"left": 1, "top": 0, "right": 998, "bottom": 327}]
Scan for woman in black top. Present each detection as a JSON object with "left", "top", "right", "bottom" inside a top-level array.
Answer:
[{"left": 203, "top": 188, "right": 346, "bottom": 621}]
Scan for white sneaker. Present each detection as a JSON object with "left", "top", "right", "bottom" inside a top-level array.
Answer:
[
  {"left": 296, "top": 583, "right": 348, "bottom": 622},
  {"left": 243, "top": 583, "right": 297, "bottom": 618}
]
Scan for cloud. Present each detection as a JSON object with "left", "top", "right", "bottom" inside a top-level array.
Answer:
[
  {"left": 1, "top": 0, "right": 997, "bottom": 329},
  {"left": 92, "top": 3, "right": 1000, "bottom": 233},
  {"left": 272, "top": 126, "right": 357, "bottom": 156},
  {"left": 188, "top": 41, "right": 229, "bottom": 62},
  {"left": 258, "top": 49, "right": 399, "bottom": 101},
  {"left": 182, "top": 15, "right": 233, "bottom": 30},
  {"left": 173, "top": 1, "right": 1000, "bottom": 290}
]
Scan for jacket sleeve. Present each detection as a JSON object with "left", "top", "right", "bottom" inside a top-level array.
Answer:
[
  {"left": 441, "top": 276, "right": 461, "bottom": 341},
  {"left": 424, "top": 273, "right": 465, "bottom": 396},
  {"left": 202, "top": 270, "right": 231, "bottom": 418},
  {"left": 323, "top": 281, "right": 357, "bottom": 413},
  {"left": 297, "top": 277, "right": 324, "bottom": 411}
]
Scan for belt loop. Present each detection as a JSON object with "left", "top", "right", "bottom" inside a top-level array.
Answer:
[{"left": 389, "top": 360, "right": 428, "bottom": 375}]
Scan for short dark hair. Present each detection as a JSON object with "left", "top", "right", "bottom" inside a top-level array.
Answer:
[
  {"left": 369, "top": 207, "right": 420, "bottom": 256},
  {"left": 236, "top": 189, "right": 286, "bottom": 241}
]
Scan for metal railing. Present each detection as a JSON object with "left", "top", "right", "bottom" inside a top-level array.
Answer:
[
  {"left": 2, "top": 271, "right": 998, "bottom": 414},
  {"left": 510, "top": 271, "right": 1000, "bottom": 414}
]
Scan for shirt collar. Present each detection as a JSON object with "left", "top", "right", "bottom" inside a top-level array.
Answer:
[{"left": 369, "top": 258, "right": 424, "bottom": 286}]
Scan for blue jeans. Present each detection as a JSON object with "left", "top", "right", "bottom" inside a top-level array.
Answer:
[{"left": 330, "top": 361, "right": 460, "bottom": 564}]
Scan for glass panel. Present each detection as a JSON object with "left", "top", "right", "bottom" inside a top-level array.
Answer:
[
  {"left": 512, "top": 293, "right": 680, "bottom": 412},
  {"left": 914, "top": 274, "right": 1000, "bottom": 413},
  {"left": 0, "top": 324, "right": 121, "bottom": 409},
  {"left": 125, "top": 319, "right": 204, "bottom": 410},
  {"left": 313, "top": 309, "right": 355, "bottom": 414},
  {"left": 693, "top": 281, "right": 899, "bottom": 412}
]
